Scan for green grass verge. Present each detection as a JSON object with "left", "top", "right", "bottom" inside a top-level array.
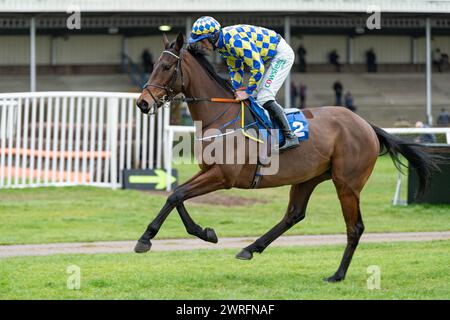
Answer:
[
  {"left": 0, "top": 156, "right": 449, "bottom": 245},
  {"left": 0, "top": 241, "right": 448, "bottom": 299}
]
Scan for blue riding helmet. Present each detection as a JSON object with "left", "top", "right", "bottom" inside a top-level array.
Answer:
[{"left": 188, "top": 16, "right": 221, "bottom": 44}]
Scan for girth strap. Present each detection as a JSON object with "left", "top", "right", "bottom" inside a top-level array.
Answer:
[{"left": 250, "top": 163, "right": 263, "bottom": 189}]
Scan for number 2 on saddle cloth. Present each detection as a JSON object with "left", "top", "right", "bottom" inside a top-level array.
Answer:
[{"left": 241, "top": 97, "right": 310, "bottom": 153}]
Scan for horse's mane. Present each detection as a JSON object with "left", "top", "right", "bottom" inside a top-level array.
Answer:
[{"left": 185, "top": 45, "right": 235, "bottom": 95}]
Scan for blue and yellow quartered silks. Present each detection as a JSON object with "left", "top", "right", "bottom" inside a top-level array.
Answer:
[
  {"left": 190, "top": 16, "right": 221, "bottom": 42},
  {"left": 217, "top": 25, "right": 280, "bottom": 95}
]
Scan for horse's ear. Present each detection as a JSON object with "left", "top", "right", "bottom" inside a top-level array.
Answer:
[
  {"left": 174, "top": 32, "right": 184, "bottom": 52},
  {"left": 163, "top": 33, "right": 170, "bottom": 49}
]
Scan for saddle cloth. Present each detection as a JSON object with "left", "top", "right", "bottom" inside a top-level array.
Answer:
[{"left": 246, "top": 97, "right": 309, "bottom": 145}]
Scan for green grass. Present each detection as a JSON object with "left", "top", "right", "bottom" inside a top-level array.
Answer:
[
  {"left": 0, "top": 156, "right": 449, "bottom": 245},
  {"left": 0, "top": 241, "right": 448, "bottom": 299}
]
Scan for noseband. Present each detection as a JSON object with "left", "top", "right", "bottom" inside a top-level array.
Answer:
[{"left": 142, "top": 50, "right": 185, "bottom": 114}]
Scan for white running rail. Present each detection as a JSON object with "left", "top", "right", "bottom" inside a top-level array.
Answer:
[
  {"left": 164, "top": 125, "right": 450, "bottom": 192},
  {"left": 0, "top": 91, "right": 169, "bottom": 189},
  {"left": 385, "top": 127, "right": 450, "bottom": 144}
]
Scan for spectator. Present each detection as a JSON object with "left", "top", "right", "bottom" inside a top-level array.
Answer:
[
  {"left": 299, "top": 84, "right": 307, "bottom": 109},
  {"left": 414, "top": 121, "right": 436, "bottom": 143},
  {"left": 433, "top": 48, "right": 443, "bottom": 73},
  {"left": 290, "top": 81, "right": 298, "bottom": 108},
  {"left": 329, "top": 49, "right": 341, "bottom": 72},
  {"left": 344, "top": 92, "right": 356, "bottom": 112},
  {"left": 437, "top": 108, "right": 450, "bottom": 126},
  {"left": 366, "top": 48, "right": 377, "bottom": 73},
  {"left": 142, "top": 49, "right": 154, "bottom": 74},
  {"left": 333, "top": 80, "right": 343, "bottom": 106},
  {"left": 297, "top": 45, "right": 307, "bottom": 72}
]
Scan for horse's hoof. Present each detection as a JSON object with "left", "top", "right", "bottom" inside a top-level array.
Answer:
[
  {"left": 324, "top": 274, "right": 344, "bottom": 283},
  {"left": 204, "top": 228, "right": 218, "bottom": 243},
  {"left": 134, "top": 240, "right": 152, "bottom": 253},
  {"left": 235, "top": 249, "right": 253, "bottom": 260}
]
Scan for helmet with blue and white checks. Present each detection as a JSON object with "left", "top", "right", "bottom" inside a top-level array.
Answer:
[{"left": 188, "top": 16, "right": 221, "bottom": 44}]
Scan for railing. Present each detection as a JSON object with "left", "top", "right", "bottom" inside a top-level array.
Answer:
[
  {"left": 0, "top": 91, "right": 169, "bottom": 189},
  {"left": 386, "top": 127, "right": 450, "bottom": 144}
]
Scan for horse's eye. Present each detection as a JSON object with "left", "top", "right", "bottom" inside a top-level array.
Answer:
[{"left": 163, "top": 64, "right": 171, "bottom": 71}]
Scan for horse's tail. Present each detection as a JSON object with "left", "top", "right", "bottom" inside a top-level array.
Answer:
[{"left": 370, "top": 124, "right": 441, "bottom": 198}]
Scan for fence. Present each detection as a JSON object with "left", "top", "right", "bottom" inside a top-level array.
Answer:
[{"left": 0, "top": 91, "right": 168, "bottom": 189}]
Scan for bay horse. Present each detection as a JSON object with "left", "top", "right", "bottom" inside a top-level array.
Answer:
[{"left": 135, "top": 33, "right": 438, "bottom": 282}]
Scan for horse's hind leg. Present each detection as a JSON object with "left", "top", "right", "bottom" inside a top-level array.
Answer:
[
  {"left": 325, "top": 179, "right": 365, "bottom": 282},
  {"left": 236, "top": 172, "right": 331, "bottom": 260}
]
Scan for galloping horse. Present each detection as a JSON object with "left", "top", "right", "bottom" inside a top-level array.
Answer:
[{"left": 135, "top": 33, "right": 438, "bottom": 282}]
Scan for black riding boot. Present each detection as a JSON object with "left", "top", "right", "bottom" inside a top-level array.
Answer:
[{"left": 262, "top": 100, "right": 300, "bottom": 151}]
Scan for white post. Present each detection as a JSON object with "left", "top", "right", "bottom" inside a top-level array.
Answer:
[
  {"left": 347, "top": 36, "right": 353, "bottom": 64},
  {"left": 166, "top": 128, "right": 174, "bottom": 192},
  {"left": 96, "top": 98, "right": 105, "bottom": 183},
  {"left": 284, "top": 16, "right": 291, "bottom": 108},
  {"left": 156, "top": 108, "right": 163, "bottom": 169},
  {"left": 44, "top": 97, "right": 53, "bottom": 185},
  {"left": 163, "top": 104, "right": 170, "bottom": 168},
  {"left": 30, "top": 16, "right": 36, "bottom": 92},
  {"left": 411, "top": 36, "right": 417, "bottom": 64},
  {"left": 108, "top": 98, "right": 119, "bottom": 189},
  {"left": 186, "top": 16, "right": 192, "bottom": 38},
  {"left": 121, "top": 35, "right": 128, "bottom": 69},
  {"left": 6, "top": 101, "right": 15, "bottom": 187},
  {"left": 51, "top": 36, "right": 57, "bottom": 66},
  {"left": 14, "top": 98, "right": 23, "bottom": 187},
  {"left": 392, "top": 172, "right": 402, "bottom": 205},
  {"left": 141, "top": 113, "right": 148, "bottom": 169},
  {"left": 162, "top": 105, "right": 171, "bottom": 190},
  {"left": 426, "top": 17, "right": 433, "bottom": 126}
]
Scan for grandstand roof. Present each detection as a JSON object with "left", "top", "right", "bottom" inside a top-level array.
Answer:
[{"left": 1, "top": 0, "right": 450, "bottom": 14}]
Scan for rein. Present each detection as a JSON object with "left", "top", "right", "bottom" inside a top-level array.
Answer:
[{"left": 173, "top": 97, "right": 240, "bottom": 103}]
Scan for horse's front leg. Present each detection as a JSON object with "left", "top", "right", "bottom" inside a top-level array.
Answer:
[
  {"left": 177, "top": 203, "right": 218, "bottom": 243},
  {"left": 134, "top": 166, "right": 228, "bottom": 253}
]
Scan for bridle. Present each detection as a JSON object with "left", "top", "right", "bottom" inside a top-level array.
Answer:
[
  {"left": 142, "top": 49, "right": 186, "bottom": 114},
  {"left": 140, "top": 47, "right": 242, "bottom": 131}
]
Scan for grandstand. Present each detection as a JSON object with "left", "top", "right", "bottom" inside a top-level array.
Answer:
[{"left": 1, "top": 0, "right": 450, "bottom": 126}]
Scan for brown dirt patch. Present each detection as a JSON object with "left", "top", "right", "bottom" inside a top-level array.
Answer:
[{"left": 141, "top": 190, "right": 267, "bottom": 207}]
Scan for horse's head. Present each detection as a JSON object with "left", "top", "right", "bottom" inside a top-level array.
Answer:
[{"left": 137, "top": 33, "right": 185, "bottom": 114}]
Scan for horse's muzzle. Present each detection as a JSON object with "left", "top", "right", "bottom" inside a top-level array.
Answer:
[
  {"left": 136, "top": 99, "right": 148, "bottom": 113},
  {"left": 137, "top": 99, "right": 158, "bottom": 115}
]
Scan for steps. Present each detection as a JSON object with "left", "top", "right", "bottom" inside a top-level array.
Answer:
[{"left": 288, "top": 72, "right": 450, "bottom": 126}]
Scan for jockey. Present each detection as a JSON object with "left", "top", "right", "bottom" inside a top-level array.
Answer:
[{"left": 188, "top": 16, "right": 299, "bottom": 151}]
